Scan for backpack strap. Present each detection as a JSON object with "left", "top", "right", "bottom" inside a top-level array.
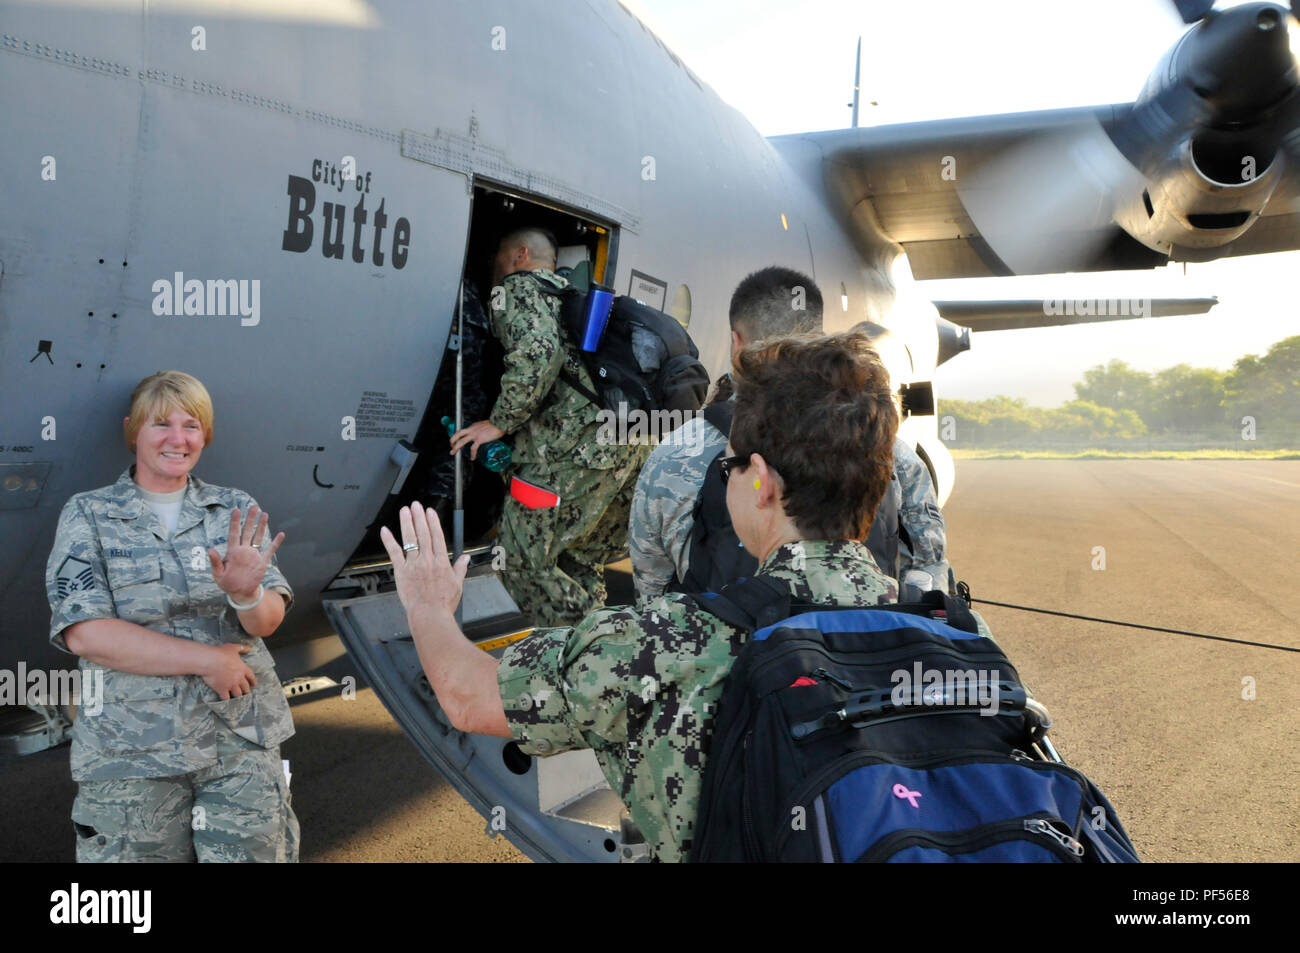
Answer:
[
  {"left": 701, "top": 399, "right": 734, "bottom": 435},
  {"left": 672, "top": 443, "right": 758, "bottom": 595},
  {"left": 520, "top": 273, "right": 606, "bottom": 409},
  {"left": 693, "top": 578, "right": 980, "bottom": 636},
  {"left": 862, "top": 589, "right": 981, "bottom": 634},
  {"left": 559, "top": 369, "right": 604, "bottom": 409},
  {"left": 689, "top": 575, "right": 792, "bottom": 632}
]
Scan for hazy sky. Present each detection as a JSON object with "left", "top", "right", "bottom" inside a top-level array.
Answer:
[{"left": 623, "top": 0, "right": 1299, "bottom": 405}]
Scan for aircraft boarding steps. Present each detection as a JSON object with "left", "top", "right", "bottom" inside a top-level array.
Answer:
[
  {"left": 323, "top": 559, "right": 644, "bottom": 862},
  {"left": 0, "top": 702, "right": 71, "bottom": 757}
]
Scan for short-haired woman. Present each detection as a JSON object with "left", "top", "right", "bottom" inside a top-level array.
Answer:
[{"left": 46, "top": 370, "right": 298, "bottom": 862}]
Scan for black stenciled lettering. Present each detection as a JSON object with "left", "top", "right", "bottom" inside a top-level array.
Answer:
[
  {"left": 281, "top": 175, "right": 315, "bottom": 252},
  {"left": 392, "top": 217, "right": 410, "bottom": 269},
  {"left": 351, "top": 194, "right": 368, "bottom": 264},
  {"left": 321, "top": 201, "right": 345, "bottom": 259},
  {"left": 371, "top": 199, "right": 387, "bottom": 267}
]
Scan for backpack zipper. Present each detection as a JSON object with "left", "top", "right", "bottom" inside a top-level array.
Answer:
[
  {"left": 1023, "top": 818, "right": 1085, "bottom": 857},
  {"left": 790, "top": 647, "right": 1025, "bottom": 740},
  {"left": 857, "top": 815, "right": 1085, "bottom": 863},
  {"left": 753, "top": 639, "right": 1018, "bottom": 695}
]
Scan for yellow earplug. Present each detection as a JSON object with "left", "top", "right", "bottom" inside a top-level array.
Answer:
[{"left": 753, "top": 478, "right": 761, "bottom": 490}]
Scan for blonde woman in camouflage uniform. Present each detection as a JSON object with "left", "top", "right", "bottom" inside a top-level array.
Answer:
[{"left": 46, "top": 371, "right": 298, "bottom": 862}]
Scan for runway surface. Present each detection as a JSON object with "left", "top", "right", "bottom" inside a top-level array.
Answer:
[
  {"left": 942, "top": 459, "right": 1300, "bottom": 863},
  {"left": 3, "top": 460, "right": 1296, "bottom": 862}
]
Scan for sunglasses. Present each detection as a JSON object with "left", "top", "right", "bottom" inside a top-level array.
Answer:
[{"left": 718, "top": 455, "right": 751, "bottom": 484}]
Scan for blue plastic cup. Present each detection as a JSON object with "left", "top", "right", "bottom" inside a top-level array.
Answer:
[{"left": 581, "top": 285, "right": 614, "bottom": 352}]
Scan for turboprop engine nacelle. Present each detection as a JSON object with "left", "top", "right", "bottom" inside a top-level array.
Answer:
[{"left": 1115, "top": 135, "right": 1283, "bottom": 255}]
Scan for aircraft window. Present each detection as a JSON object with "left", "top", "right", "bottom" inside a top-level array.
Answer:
[{"left": 669, "top": 283, "right": 692, "bottom": 328}]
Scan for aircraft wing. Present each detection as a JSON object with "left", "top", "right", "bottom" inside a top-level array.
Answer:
[
  {"left": 771, "top": 104, "right": 1300, "bottom": 279},
  {"left": 931, "top": 296, "right": 1219, "bottom": 332}
]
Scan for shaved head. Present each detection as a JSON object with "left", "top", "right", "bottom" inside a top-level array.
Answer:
[
  {"left": 498, "top": 227, "right": 558, "bottom": 270},
  {"left": 729, "top": 266, "right": 823, "bottom": 346}
]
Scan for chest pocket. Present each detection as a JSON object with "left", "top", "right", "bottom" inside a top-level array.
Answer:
[{"left": 105, "top": 552, "right": 163, "bottom": 624}]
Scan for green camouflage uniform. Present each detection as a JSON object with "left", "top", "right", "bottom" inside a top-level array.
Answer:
[
  {"left": 497, "top": 539, "right": 990, "bottom": 862},
  {"left": 46, "top": 468, "right": 299, "bottom": 863},
  {"left": 488, "top": 269, "right": 646, "bottom": 626}
]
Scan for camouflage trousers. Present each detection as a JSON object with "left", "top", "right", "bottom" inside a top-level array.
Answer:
[
  {"left": 499, "top": 449, "right": 646, "bottom": 627},
  {"left": 71, "top": 732, "right": 298, "bottom": 863}
]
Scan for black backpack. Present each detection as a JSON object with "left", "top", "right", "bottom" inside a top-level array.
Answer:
[
  {"left": 689, "top": 575, "right": 1140, "bottom": 863},
  {"left": 532, "top": 277, "right": 710, "bottom": 438},
  {"left": 672, "top": 402, "right": 756, "bottom": 594},
  {"left": 670, "top": 401, "right": 902, "bottom": 593}
]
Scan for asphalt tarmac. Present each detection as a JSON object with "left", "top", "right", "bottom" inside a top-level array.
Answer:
[
  {"left": 943, "top": 459, "right": 1300, "bottom": 862},
  {"left": 3, "top": 460, "right": 1296, "bottom": 862}
]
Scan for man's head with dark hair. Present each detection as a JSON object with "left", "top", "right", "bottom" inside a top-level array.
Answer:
[
  {"left": 491, "top": 226, "right": 559, "bottom": 285},
  {"left": 725, "top": 330, "right": 898, "bottom": 552},
  {"left": 727, "top": 267, "right": 824, "bottom": 356}
]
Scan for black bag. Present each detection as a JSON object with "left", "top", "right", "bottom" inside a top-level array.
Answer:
[
  {"left": 532, "top": 277, "right": 710, "bottom": 437},
  {"left": 669, "top": 400, "right": 902, "bottom": 594},
  {"left": 672, "top": 402, "right": 757, "bottom": 594},
  {"left": 689, "top": 575, "right": 1141, "bottom": 863}
]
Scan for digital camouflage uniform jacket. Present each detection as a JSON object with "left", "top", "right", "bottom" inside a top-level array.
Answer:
[
  {"left": 630, "top": 426, "right": 950, "bottom": 602},
  {"left": 46, "top": 469, "right": 295, "bottom": 781},
  {"left": 486, "top": 269, "right": 624, "bottom": 470},
  {"left": 627, "top": 414, "right": 727, "bottom": 600},
  {"left": 499, "top": 539, "right": 915, "bottom": 862}
]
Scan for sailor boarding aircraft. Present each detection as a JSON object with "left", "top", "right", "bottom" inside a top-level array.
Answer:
[{"left": 6, "top": 0, "right": 1298, "bottom": 860}]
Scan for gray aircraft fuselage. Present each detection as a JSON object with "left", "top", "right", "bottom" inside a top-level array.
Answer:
[
  {"left": 7, "top": 0, "right": 1282, "bottom": 864},
  {"left": 0, "top": 0, "right": 936, "bottom": 676}
]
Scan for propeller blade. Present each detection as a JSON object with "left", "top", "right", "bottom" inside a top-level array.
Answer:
[
  {"left": 1109, "top": 82, "right": 1212, "bottom": 172},
  {"left": 956, "top": 120, "right": 1145, "bottom": 275},
  {"left": 1172, "top": 0, "right": 1215, "bottom": 24}
]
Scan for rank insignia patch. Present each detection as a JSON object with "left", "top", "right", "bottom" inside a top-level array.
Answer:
[{"left": 56, "top": 556, "right": 96, "bottom": 598}]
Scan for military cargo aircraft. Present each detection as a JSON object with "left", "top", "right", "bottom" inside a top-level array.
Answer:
[{"left": 4, "top": 0, "right": 1294, "bottom": 860}]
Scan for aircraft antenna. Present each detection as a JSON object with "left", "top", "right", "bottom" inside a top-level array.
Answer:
[{"left": 850, "top": 37, "right": 861, "bottom": 128}]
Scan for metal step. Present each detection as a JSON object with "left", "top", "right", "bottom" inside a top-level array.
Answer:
[{"left": 0, "top": 704, "right": 71, "bottom": 757}]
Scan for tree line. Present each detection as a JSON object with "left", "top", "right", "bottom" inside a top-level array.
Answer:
[{"left": 941, "top": 334, "right": 1300, "bottom": 447}]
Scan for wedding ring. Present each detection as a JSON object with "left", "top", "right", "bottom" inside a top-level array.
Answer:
[{"left": 402, "top": 542, "right": 419, "bottom": 553}]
